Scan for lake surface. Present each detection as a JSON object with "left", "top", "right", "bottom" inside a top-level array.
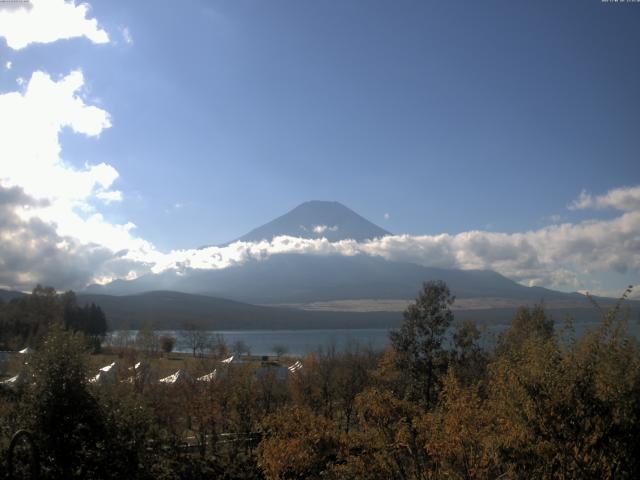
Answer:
[{"left": 109, "top": 319, "right": 640, "bottom": 357}]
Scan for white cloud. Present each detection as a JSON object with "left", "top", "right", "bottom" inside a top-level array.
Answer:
[
  {"left": 121, "top": 25, "right": 133, "bottom": 45},
  {"left": 165, "top": 202, "right": 185, "bottom": 214},
  {"left": 0, "top": 0, "right": 108, "bottom": 50},
  {"left": 0, "top": 70, "right": 112, "bottom": 202},
  {"left": 0, "top": 183, "right": 140, "bottom": 291},
  {"left": 0, "top": 70, "right": 160, "bottom": 264},
  {"left": 569, "top": 185, "right": 640, "bottom": 212},
  {"left": 95, "top": 189, "right": 123, "bottom": 204}
]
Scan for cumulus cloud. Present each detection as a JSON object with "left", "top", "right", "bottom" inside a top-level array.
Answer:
[
  {"left": 569, "top": 185, "right": 640, "bottom": 212},
  {"left": 0, "top": 183, "right": 147, "bottom": 291},
  {"left": 0, "top": 0, "right": 109, "bottom": 50},
  {"left": 95, "top": 189, "right": 123, "bottom": 204},
  {"left": 0, "top": 69, "right": 164, "bottom": 287},
  {"left": 0, "top": 70, "right": 116, "bottom": 219}
]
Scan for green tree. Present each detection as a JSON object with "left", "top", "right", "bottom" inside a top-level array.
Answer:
[
  {"left": 22, "top": 323, "right": 106, "bottom": 479},
  {"left": 496, "top": 303, "right": 553, "bottom": 356},
  {"left": 451, "top": 319, "right": 487, "bottom": 386},
  {"left": 159, "top": 335, "right": 176, "bottom": 355},
  {"left": 488, "top": 293, "right": 640, "bottom": 478},
  {"left": 389, "top": 280, "right": 454, "bottom": 407},
  {"left": 61, "top": 292, "right": 108, "bottom": 352}
]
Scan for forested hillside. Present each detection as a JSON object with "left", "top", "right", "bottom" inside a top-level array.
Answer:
[
  {"left": 0, "top": 282, "right": 638, "bottom": 479},
  {"left": 0, "top": 285, "right": 107, "bottom": 351}
]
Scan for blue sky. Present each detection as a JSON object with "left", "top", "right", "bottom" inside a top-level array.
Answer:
[{"left": 0, "top": 0, "right": 639, "bottom": 294}]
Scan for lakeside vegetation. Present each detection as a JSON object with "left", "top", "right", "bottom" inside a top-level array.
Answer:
[
  {"left": 0, "top": 282, "right": 639, "bottom": 479},
  {"left": 0, "top": 285, "right": 107, "bottom": 353}
]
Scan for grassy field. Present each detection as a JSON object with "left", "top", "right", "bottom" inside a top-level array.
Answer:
[
  {"left": 1, "top": 348, "right": 287, "bottom": 382},
  {"left": 269, "top": 297, "right": 609, "bottom": 313}
]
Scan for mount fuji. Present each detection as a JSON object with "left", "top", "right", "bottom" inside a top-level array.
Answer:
[{"left": 87, "top": 201, "right": 590, "bottom": 305}]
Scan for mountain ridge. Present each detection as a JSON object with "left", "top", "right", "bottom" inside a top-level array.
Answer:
[
  {"left": 84, "top": 201, "right": 625, "bottom": 316},
  {"left": 218, "top": 200, "right": 391, "bottom": 246},
  {"left": 86, "top": 253, "right": 586, "bottom": 304},
  {"left": 76, "top": 289, "right": 638, "bottom": 331},
  {"left": 0, "top": 289, "right": 25, "bottom": 302}
]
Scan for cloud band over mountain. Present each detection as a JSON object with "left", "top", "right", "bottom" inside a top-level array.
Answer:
[
  {"left": 2, "top": 180, "right": 639, "bottom": 294},
  {"left": 145, "top": 195, "right": 639, "bottom": 292}
]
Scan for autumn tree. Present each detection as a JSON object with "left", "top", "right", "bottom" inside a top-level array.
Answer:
[
  {"left": 289, "top": 352, "right": 324, "bottom": 413},
  {"left": 495, "top": 303, "right": 553, "bottom": 356},
  {"left": 488, "top": 295, "right": 640, "bottom": 478},
  {"left": 417, "top": 368, "right": 499, "bottom": 479},
  {"left": 332, "top": 387, "right": 427, "bottom": 480},
  {"left": 333, "top": 345, "right": 376, "bottom": 433},
  {"left": 258, "top": 406, "right": 341, "bottom": 480}
]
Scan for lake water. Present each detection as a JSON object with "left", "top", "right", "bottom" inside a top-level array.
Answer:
[{"left": 110, "top": 319, "right": 640, "bottom": 357}]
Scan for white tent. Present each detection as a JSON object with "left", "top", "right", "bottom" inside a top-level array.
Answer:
[
  {"left": 125, "top": 361, "right": 157, "bottom": 384},
  {"left": 288, "top": 360, "right": 303, "bottom": 373},
  {"left": 18, "top": 347, "right": 34, "bottom": 354},
  {"left": 159, "top": 369, "right": 193, "bottom": 385},
  {"left": 89, "top": 362, "right": 118, "bottom": 384},
  {"left": 1, "top": 371, "right": 30, "bottom": 388},
  {"left": 197, "top": 370, "right": 217, "bottom": 382}
]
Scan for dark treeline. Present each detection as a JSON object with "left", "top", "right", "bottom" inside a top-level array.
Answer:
[
  {"left": 0, "top": 285, "right": 107, "bottom": 351},
  {"left": 0, "top": 281, "right": 638, "bottom": 479}
]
